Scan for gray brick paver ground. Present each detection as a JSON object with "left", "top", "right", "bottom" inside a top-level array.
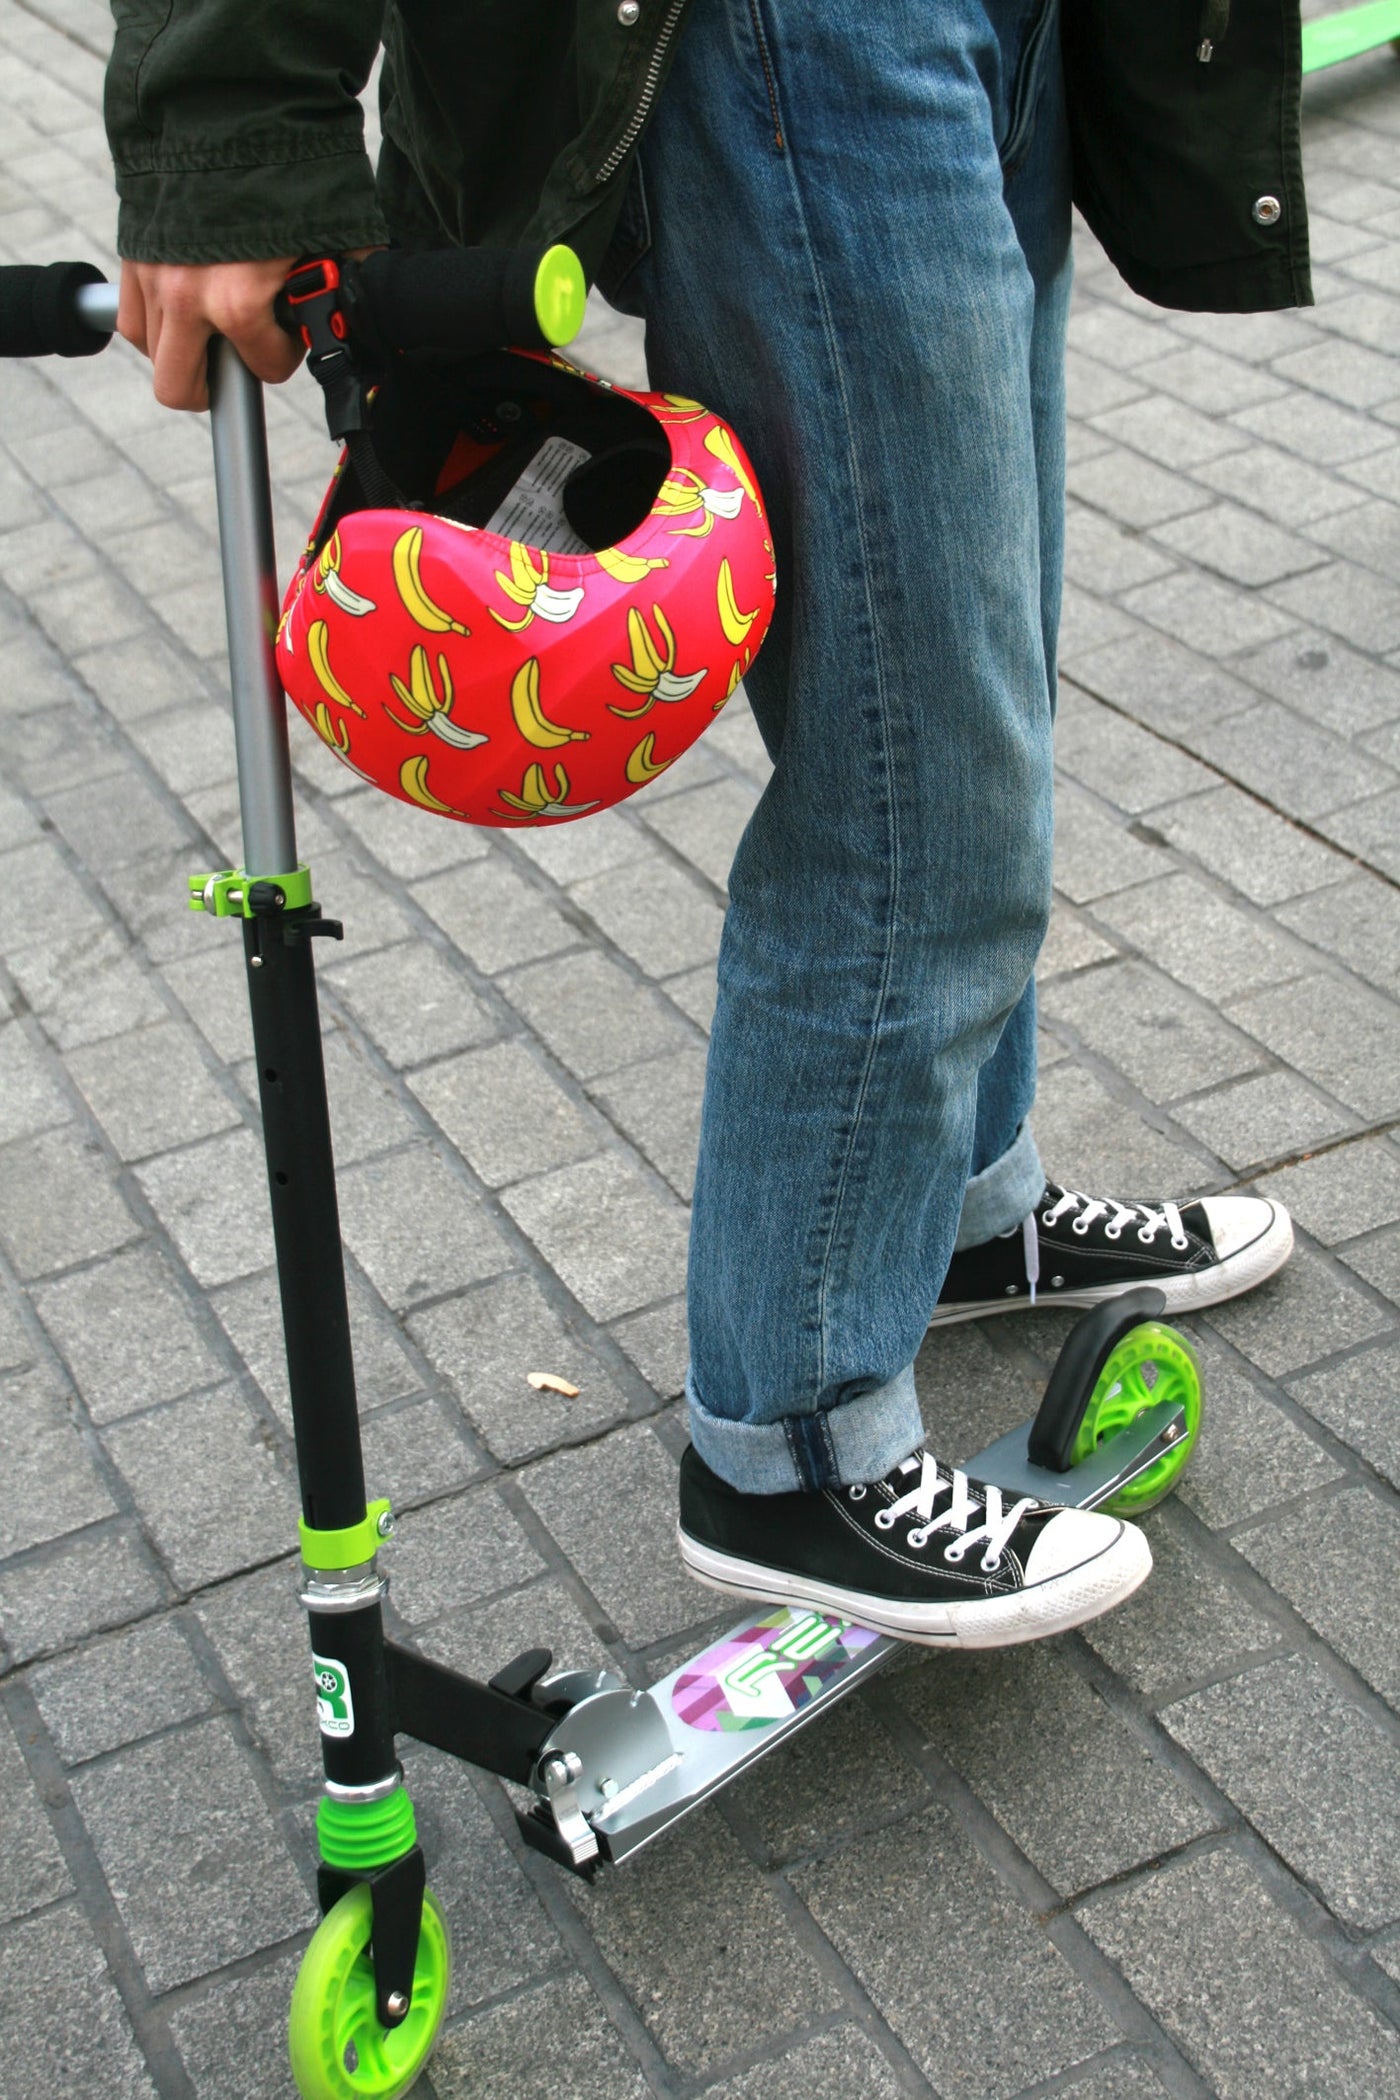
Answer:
[
  {"left": 1081, "top": 1846, "right": 1400, "bottom": 2099},
  {"left": 2, "top": 11, "right": 1400, "bottom": 2097}
]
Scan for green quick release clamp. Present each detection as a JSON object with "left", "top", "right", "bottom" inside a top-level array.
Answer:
[
  {"left": 300, "top": 1498, "right": 394, "bottom": 1573},
  {"left": 189, "top": 865, "right": 315, "bottom": 917}
]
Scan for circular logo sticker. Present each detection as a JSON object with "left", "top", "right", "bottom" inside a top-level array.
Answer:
[{"left": 672, "top": 1609, "right": 881, "bottom": 1733}]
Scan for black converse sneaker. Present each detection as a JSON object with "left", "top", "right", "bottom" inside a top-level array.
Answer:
[
  {"left": 677, "top": 1445, "right": 1151, "bottom": 1648},
  {"left": 931, "top": 1182, "right": 1293, "bottom": 1327}
]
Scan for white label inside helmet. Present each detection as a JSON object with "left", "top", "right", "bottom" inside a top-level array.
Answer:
[{"left": 486, "top": 434, "right": 594, "bottom": 555}]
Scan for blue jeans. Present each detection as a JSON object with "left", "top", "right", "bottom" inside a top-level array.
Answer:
[{"left": 609, "top": 0, "right": 1072, "bottom": 1491}]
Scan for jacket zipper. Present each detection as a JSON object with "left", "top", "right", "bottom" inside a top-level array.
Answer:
[{"left": 592, "top": 0, "right": 688, "bottom": 185}]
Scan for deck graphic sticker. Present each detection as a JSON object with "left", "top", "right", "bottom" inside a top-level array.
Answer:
[{"left": 672, "top": 1609, "right": 880, "bottom": 1733}]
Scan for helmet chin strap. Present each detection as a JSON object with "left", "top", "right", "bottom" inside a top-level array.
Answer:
[{"left": 277, "top": 257, "right": 404, "bottom": 509}]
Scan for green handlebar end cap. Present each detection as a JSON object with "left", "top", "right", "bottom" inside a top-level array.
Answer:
[{"left": 534, "top": 245, "right": 588, "bottom": 348}]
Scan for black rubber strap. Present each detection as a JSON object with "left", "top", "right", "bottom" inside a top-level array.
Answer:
[
  {"left": 344, "top": 428, "right": 403, "bottom": 509},
  {"left": 1027, "top": 1288, "right": 1169, "bottom": 1473}
]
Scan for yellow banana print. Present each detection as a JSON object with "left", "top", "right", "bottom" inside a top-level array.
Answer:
[
  {"left": 493, "top": 760, "right": 601, "bottom": 821},
  {"left": 716, "top": 659, "right": 744, "bottom": 712},
  {"left": 594, "top": 546, "right": 669, "bottom": 585},
  {"left": 400, "top": 753, "right": 467, "bottom": 816},
  {"left": 609, "top": 604, "right": 708, "bottom": 719},
  {"left": 312, "top": 701, "right": 351, "bottom": 755},
  {"left": 314, "top": 531, "right": 376, "bottom": 617},
  {"left": 625, "top": 732, "right": 672, "bottom": 785},
  {"left": 387, "top": 646, "right": 488, "bottom": 749},
  {"left": 307, "top": 620, "right": 366, "bottom": 716},
  {"left": 491, "top": 542, "right": 585, "bottom": 632},
  {"left": 717, "top": 558, "right": 759, "bottom": 647},
  {"left": 510, "top": 659, "right": 589, "bottom": 750},
  {"left": 658, "top": 393, "right": 707, "bottom": 420},
  {"left": 703, "top": 424, "right": 761, "bottom": 509},
  {"left": 651, "top": 468, "right": 744, "bottom": 538},
  {"left": 392, "top": 527, "right": 470, "bottom": 636}
]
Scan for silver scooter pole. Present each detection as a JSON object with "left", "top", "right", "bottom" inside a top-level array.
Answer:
[
  {"left": 77, "top": 280, "right": 297, "bottom": 881},
  {"left": 207, "top": 339, "right": 297, "bottom": 878}
]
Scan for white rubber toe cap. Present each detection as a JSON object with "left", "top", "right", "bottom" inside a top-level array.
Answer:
[
  {"left": 1198, "top": 1194, "right": 1289, "bottom": 1262},
  {"left": 1022, "top": 1505, "right": 1138, "bottom": 1588}
]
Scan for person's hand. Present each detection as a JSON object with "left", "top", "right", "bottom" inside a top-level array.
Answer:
[{"left": 118, "top": 257, "right": 301, "bottom": 410}]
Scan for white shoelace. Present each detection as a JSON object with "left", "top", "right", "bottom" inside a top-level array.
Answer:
[
  {"left": 860, "top": 1452, "right": 1036, "bottom": 1575},
  {"left": 1012, "top": 1187, "right": 1191, "bottom": 1304}
]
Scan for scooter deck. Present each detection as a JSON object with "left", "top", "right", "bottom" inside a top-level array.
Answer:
[
  {"left": 592, "top": 1607, "right": 899, "bottom": 1861},
  {"left": 549, "top": 1394, "right": 1186, "bottom": 1862}
]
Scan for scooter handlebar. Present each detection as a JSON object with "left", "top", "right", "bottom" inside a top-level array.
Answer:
[
  {"left": 346, "top": 243, "right": 587, "bottom": 357},
  {"left": 0, "top": 240, "right": 588, "bottom": 366},
  {"left": 0, "top": 260, "right": 113, "bottom": 357}
]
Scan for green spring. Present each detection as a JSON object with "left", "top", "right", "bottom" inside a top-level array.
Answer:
[{"left": 316, "top": 1787, "right": 418, "bottom": 1872}]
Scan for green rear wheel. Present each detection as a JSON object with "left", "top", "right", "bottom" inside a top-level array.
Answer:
[
  {"left": 1070, "top": 1320, "right": 1202, "bottom": 1516},
  {"left": 289, "top": 1883, "right": 451, "bottom": 2100}
]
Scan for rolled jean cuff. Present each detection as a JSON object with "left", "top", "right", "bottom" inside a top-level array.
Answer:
[
  {"left": 954, "top": 1121, "right": 1046, "bottom": 1252},
  {"left": 686, "top": 1364, "right": 924, "bottom": 1494}
]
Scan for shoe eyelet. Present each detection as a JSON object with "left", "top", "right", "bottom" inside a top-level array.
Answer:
[
  {"left": 980, "top": 1551, "right": 1003, "bottom": 1574},
  {"left": 907, "top": 1527, "right": 930, "bottom": 1549},
  {"left": 1138, "top": 1226, "right": 1156, "bottom": 1244},
  {"left": 848, "top": 1484, "right": 867, "bottom": 1501},
  {"left": 873, "top": 1507, "right": 895, "bottom": 1530},
  {"left": 1040, "top": 1211, "right": 1054, "bottom": 1227},
  {"left": 1072, "top": 1218, "right": 1089, "bottom": 1236},
  {"left": 1171, "top": 1235, "right": 1190, "bottom": 1252},
  {"left": 1051, "top": 1275, "right": 1065, "bottom": 1288},
  {"left": 1104, "top": 1224, "right": 1121, "bottom": 1240},
  {"left": 943, "top": 1541, "right": 967, "bottom": 1563}
]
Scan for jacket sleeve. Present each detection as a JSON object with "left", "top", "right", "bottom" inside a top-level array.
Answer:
[{"left": 106, "top": 0, "right": 390, "bottom": 263}]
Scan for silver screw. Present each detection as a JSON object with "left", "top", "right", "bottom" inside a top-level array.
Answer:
[
  {"left": 598, "top": 1776, "right": 619, "bottom": 1800},
  {"left": 618, "top": 0, "right": 641, "bottom": 20},
  {"left": 1162, "top": 1421, "right": 1180, "bottom": 1443},
  {"left": 377, "top": 1510, "right": 395, "bottom": 1538},
  {"left": 386, "top": 1990, "right": 409, "bottom": 2018}
]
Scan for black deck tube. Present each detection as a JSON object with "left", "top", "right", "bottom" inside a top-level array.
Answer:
[
  {"left": 243, "top": 911, "right": 367, "bottom": 1532},
  {"left": 307, "top": 1597, "right": 399, "bottom": 1789}
]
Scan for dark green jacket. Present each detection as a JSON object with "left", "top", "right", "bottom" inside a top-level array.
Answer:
[{"left": 106, "top": 0, "right": 1311, "bottom": 312}]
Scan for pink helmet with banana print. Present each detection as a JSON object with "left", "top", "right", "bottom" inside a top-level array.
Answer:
[{"left": 277, "top": 348, "right": 775, "bottom": 826}]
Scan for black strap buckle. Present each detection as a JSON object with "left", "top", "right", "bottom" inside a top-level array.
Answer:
[{"left": 278, "top": 256, "right": 367, "bottom": 441}]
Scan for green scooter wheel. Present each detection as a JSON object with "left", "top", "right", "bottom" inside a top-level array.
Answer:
[
  {"left": 1070, "top": 1320, "right": 1202, "bottom": 1516},
  {"left": 289, "top": 1883, "right": 451, "bottom": 2100}
]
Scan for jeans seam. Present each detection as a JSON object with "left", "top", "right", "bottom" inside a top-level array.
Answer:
[
  {"left": 1000, "top": 0, "right": 1059, "bottom": 176},
  {"left": 745, "top": 0, "right": 786, "bottom": 151},
  {"left": 784, "top": 1408, "right": 840, "bottom": 1491},
  {"left": 768, "top": 144, "right": 902, "bottom": 1400}
]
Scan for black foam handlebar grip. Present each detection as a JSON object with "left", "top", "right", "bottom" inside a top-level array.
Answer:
[
  {"left": 351, "top": 247, "right": 550, "bottom": 357},
  {"left": 0, "top": 261, "right": 110, "bottom": 357}
]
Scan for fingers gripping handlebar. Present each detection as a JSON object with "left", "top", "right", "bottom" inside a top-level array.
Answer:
[{"left": 0, "top": 242, "right": 587, "bottom": 364}]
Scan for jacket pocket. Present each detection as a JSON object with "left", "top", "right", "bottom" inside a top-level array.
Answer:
[
  {"left": 105, "top": 0, "right": 174, "bottom": 159},
  {"left": 596, "top": 157, "right": 653, "bottom": 314}
]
